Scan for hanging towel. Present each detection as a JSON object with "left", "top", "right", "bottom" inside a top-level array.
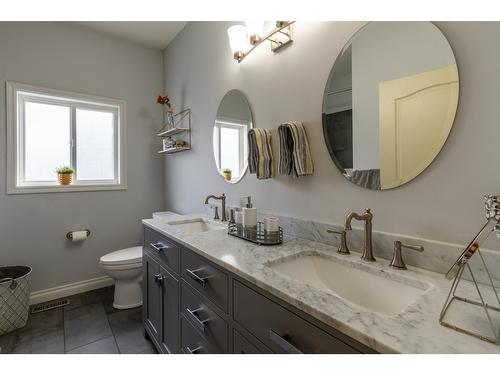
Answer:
[
  {"left": 278, "top": 121, "right": 314, "bottom": 177},
  {"left": 248, "top": 128, "right": 274, "bottom": 179}
]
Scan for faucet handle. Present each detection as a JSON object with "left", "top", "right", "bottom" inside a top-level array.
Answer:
[
  {"left": 399, "top": 241, "right": 424, "bottom": 252},
  {"left": 327, "top": 229, "right": 350, "bottom": 255},
  {"left": 214, "top": 206, "right": 220, "bottom": 220},
  {"left": 390, "top": 241, "right": 424, "bottom": 269}
]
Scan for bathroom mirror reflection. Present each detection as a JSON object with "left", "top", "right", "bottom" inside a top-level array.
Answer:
[
  {"left": 322, "top": 22, "right": 459, "bottom": 190},
  {"left": 213, "top": 89, "right": 253, "bottom": 183}
]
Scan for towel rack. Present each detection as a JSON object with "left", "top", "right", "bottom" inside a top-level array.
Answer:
[{"left": 327, "top": 87, "right": 352, "bottom": 96}]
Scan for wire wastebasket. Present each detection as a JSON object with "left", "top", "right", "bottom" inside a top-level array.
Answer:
[{"left": 0, "top": 266, "right": 32, "bottom": 336}]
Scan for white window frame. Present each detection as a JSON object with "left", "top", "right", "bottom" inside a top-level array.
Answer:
[
  {"left": 6, "top": 81, "right": 127, "bottom": 194},
  {"left": 213, "top": 117, "right": 249, "bottom": 181}
]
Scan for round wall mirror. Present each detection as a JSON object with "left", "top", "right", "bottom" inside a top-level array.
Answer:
[
  {"left": 213, "top": 89, "right": 253, "bottom": 183},
  {"left": 322, "top": 22, "right": 459, "bottom": 190}
]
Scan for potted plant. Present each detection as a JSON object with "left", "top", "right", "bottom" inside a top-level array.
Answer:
[
  {"left": 222, "top": 168, "right": 232, "bottom": 181},
  {"left": 55, "top": 166, "right": 75, "bottom": 185}
]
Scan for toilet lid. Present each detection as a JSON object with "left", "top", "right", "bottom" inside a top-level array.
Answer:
[{"left": 100, "top": 246, "right": 143, "bottom": 266}]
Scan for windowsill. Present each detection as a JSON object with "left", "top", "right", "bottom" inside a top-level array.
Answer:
[{"left": 7, "top": 183, "right": 127, "bottom": 195}]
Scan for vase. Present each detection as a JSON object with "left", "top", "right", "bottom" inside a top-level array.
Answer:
[{"left": 166, "top": 110, "right": 175, "bottom": 130}]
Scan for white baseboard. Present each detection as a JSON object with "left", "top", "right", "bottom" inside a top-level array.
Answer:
[{"left": 30, "top": 276, "right": 114, "bottom": 306}]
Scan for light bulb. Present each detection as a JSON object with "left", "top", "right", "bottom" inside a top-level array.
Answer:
[
  {"left": 227, "top": 25, "right": 247, "bottom": 61},
  {"left": 245, "top": 21, "right": 264, "bottom": 45}
]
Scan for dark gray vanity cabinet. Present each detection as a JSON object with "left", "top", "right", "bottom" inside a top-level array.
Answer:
[
  {"left": 143, "top": 228, "right": 180, "bottom": 354},
  {"left": 143, "top": 226, "right": 377, "bottom": 354}
]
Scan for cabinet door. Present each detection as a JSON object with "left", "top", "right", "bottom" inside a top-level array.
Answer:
[
  {"left": 143, "top": 253, "right": 161, "bottom": 345},
  {"left": 160, "top": 265, "right": 179, "bottom": 354}
]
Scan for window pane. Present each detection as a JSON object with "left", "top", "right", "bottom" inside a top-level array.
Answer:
[
  {"left": 76, "top": 109, "right": 115, "bottom": 180},
  {"left": 24, "top": 101, "right": 70, "bottom": 182},
  {"left": 220, "top": 126, "right": 240, "bottom": 177}
]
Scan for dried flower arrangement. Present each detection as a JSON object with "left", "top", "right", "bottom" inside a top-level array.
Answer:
[{"left": 156, "top": 95, "right": 173, "bottom": 113}]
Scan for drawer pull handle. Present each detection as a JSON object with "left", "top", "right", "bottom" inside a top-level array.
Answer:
[
  {"left": 186, "top": 268, "right": 208, "bottom": 286},
  {"left": 186, "top": 307, "right": 208, "bottom": 332},
  {"left": 154, "top": 274, "right": 164, "bottom": 285},
  {"left": 150, "top": 242, "right": 169, "bottom": 252},
  {"left": 186, "top": 345, "right": 203, "bottom": 354},
  {"left": 269, "top": 330, "right": 303, "bottom": 354}
]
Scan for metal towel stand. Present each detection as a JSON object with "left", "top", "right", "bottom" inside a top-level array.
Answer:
[{"left": 439, "top": 195, "right": 500, "bottom": 344}]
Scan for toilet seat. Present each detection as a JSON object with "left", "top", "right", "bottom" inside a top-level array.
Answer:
[
  {"left": 100, "top": 261, "right": 142, "bottom": 271},
  {"left": 100, "top": 246, "right": 142, "bottom": 267}
]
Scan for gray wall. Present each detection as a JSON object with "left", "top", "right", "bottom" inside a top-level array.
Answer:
[
  {"left": 162, "top": 21, "right": 500, "bottom": 251},
  {"left": 0, "top": 22, "right": 165, "bottom": 292}
]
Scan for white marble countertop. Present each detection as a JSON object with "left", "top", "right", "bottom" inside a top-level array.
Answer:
[{"left": 143, "top": 213, "right": 500, "bottom": 353}]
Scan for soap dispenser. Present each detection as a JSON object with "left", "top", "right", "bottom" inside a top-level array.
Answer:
[{"left": 242, "top": 196, "right": 257, "bottom": 229}]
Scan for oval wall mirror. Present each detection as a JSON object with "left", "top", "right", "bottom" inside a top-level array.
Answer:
[
  {"left": 322, "top": 22, "right": 459, "bottom": 190},
  {"left": 213, "top": 89, "right": 253, "bottom": 183}
]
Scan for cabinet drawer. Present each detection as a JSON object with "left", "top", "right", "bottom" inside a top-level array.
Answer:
[
  {"left": 144, "top": 227, "right": 180, "bottom": 274},
  {"left": 181, "top": 283, "right": 227, "bottom": 353},
  {"left": 181, "top": 250, "right": 228, "bottom": 312},
  {"left": 233, "top": 280, "right": 359, "bottom": 354},
  {"left": 233, "top": 329, "right": 262, "bottom": 354},
  {"left": 180, "top": 318, "right": 215, "bottom": 354}
]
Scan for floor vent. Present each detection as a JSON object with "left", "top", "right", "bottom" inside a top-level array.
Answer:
[{"left": 30, "top": 299, "right": 70, "bottom": 314}]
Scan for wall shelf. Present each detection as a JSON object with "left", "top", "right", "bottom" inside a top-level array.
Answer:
[
  {"left": 157, "top": 108, "right": 191, "bottom": 154},
  {"left": 158, "top": 146, "right": 191, "bottom": 154},
  {"left": 157, "top": 127, "right": 189, "bottom": 137}
]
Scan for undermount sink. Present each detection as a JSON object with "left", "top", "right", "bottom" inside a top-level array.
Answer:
[
  {"left": 268, "top": 253, "right": 431, "bottom": 316},
  {"left": 167, "top": 218, "right": 226, "bottom": 234}
]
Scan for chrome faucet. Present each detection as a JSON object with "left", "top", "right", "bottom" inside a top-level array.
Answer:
[
  {"left": 345, "top": 208, "right": 375, "bottom": 262},
  {"left": 204, "top": 193, "right": 227, "bottom": 221}
]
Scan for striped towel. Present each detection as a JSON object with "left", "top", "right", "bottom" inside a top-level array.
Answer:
[
  {"left": 278, "top": 121, "right": 314, "bottom": 177},
  {"left": 248, "top": 128, "right": 274, "bottom": 179}
]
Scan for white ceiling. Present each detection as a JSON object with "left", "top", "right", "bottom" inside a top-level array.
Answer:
[{"left": 79, "top": 22, "right": 187, "bottom": 50}]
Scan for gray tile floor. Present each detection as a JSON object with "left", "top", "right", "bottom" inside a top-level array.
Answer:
[{"left": 0, "top": 286, "right": 157, "bottom": 354}]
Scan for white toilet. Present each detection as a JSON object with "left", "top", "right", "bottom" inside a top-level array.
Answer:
[{"left": 99, "top": 246, "right": 143, "bottom": 309}]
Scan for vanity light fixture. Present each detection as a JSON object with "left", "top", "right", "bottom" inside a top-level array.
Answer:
[{"left": 227, "top": 21, "right": 294, "bottom": 63}]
